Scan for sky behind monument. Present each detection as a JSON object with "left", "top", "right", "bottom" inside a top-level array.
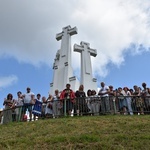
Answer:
[{"left": 0, "top": 0, "right": 150, "bottom": 108}]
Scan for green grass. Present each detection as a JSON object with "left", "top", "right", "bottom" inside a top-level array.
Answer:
[{"left": 0, "top": 115, "right": 150, "bottom": 150}]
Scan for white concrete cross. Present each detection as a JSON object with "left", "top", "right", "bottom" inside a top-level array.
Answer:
[
  {"left": 50, "top": 26, "right": 79, "bottom": 94},
  {"left": 56, "top": 25, "right": 77, "bottom": 61},
  {"left": 74, "top": 41, "right": 97, "bottom": 75},
  {"left": 74, "top": 41, "right": 97, "bottom": 93}
]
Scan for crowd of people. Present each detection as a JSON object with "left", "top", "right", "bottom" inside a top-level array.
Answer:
[{"left": 1, "top": 82, "right": 150, "bottom": 124}]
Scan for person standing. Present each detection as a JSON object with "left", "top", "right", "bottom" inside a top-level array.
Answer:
[
  {"left": 75, "top": 85, "right": 87, "bottom": 116},
  {"left": 41, "top": 96, "right": 47, "bottom": 118},
  {"left": 60, "top": 83, "right": 76, "bottom": 116},
  {"left": 3, "top": 93, "right": 15, "bottom": 124},
  {"left": 108, "top": 86, "right": 117, "bottom": 114},
  {"left": 32, "top": 94, "right": 42, "bottom": 121},
  {"left": 15, "top": 91, "right": 24, "bottom": 122},
  {"left": 86, "top": 89, "right": 92, "bottom": 115},
  {"left": 90, "top": 90, "right": 100, "bottom": 116},
  {"left": 123, "top": 87, "right": 133, "bottom": 115},
  {"left": 22, "top": 87, "right": 35, "bottom": 121},
  {"left": 98, "top": 82, "right": 110, "bottom": 114},
  {"left": 141, "top": 82, "right": 150, "bottom": 113},
  {"left": 116, "top": 87, "right": 127, "bottom": 114},
  {"left": 45, "top": 94, "right": 53, "bottom": 118},
  {"left": 133, "top": 85, "right": 144, "bottom": 115},
  {"left": 52, "top": 89, "right": 61, "bottom": 118}
]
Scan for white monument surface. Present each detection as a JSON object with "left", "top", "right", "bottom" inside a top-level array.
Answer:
[
  {"left": 50, "top": 25, "right": 79, "bottom": 94},
  {"left": 50, "top": 25, "right": 98, "bottom": 95},
  {"left": 74, "top": 41, "right": 98, "bottom": 93}
]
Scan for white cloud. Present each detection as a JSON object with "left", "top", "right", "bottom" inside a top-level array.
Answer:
[
  {"left": 0, "top": 75, "right": 18, "bottom": 89},
  {"left": 71, "top": 0, "right": 150, "bottom": 77},
  {"left": 0, "top": 0, "right": 150, "bottom": 76}
]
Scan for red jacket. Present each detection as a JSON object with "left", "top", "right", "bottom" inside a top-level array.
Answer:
[{"left": 60, "top": 89, "right": 76, "bottom": 103}]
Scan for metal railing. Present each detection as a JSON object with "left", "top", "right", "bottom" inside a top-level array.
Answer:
[{"left": 1, "top": 95, "right": 150, "bottom": 124}]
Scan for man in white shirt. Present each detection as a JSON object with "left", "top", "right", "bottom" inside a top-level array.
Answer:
[
  {"left": 22, "top": 87, "right": 35, "bottom": 121},
  {"left": 98, "top": 82, "right": 110, "bottom": 114}
]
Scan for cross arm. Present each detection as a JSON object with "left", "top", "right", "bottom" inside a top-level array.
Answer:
[
  {"left": 56, "top": 32, "right": 63, "bottom": 41},
  {"left": 89, "top": 48, "right": 97, "bottom": 57},
  {"left": 68, "top": 27, "right": 78, "bottom": 36},
  {"left": 74, "top": 44, "right": 83, "bottom": 53},
  {"left": 80, "top": 41, "right": 97, "bottom": 57}
]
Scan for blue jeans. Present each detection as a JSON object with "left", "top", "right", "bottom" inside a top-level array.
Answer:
[{"left": 126, "top": 97, "right": 133, "bottom": 115}]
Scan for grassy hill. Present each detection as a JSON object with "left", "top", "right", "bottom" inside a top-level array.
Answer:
[{"left": 0, "top": 115, "right": 150, "bottom": 150}]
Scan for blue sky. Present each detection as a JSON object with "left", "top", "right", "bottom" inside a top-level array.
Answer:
[{"left": 0, "top": 0, "right": 150, "bottom": 108}]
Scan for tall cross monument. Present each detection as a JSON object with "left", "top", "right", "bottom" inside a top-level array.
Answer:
[
  {"left": 74, "top": 41, "right": 97, "bottom": 93},
  {"left": 50, "top": 25, "right": 79, "bottom": 94}
]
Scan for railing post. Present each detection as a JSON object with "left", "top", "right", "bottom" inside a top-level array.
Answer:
[
  {"left": 64, "top": 99, "right": 67, "bottom": 116},
  {"left": 113, "top": 97, "right": 117, "bottom": 114}
]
